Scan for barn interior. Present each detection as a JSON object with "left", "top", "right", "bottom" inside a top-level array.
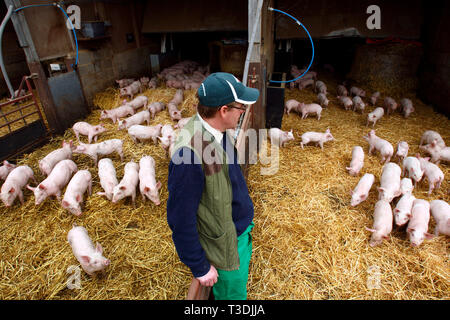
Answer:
[{"left": 0, "top": 0, "right": 448, "bottom": 300}]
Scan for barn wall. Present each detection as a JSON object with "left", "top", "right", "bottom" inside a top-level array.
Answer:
[
  {"left": 274, "top": 0, "right": 423, "bottom": 39},
  {"left": 418, "top": 0, "right": 450, "bottom": 117},
  {"left": 71, "top": 0, "right": 161, "bottom": 107},
  {"left": 20, "top": 0, "right": 74, "bottom": 60},
  {"left": 141, "top": 0, "right": 247, "bottom": 33}
]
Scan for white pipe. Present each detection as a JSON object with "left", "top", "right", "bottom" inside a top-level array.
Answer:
[
  {"left": 235, "top": 0, "right": 264, "bottom": 141},
  {"left": 243, "top": 0, "right": 264, "bottom": 85}
]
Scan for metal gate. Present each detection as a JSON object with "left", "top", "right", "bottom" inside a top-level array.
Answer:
[{"left": 0, "top": 75, "right": 50, "bottom": 161}]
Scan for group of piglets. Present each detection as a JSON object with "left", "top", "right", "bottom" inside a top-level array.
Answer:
[
  {"left": 157, "top": 60, "right": 209, "bottom": 90},
  {"left": 268, "top": 127, "right": 335, "bottom": 150},
  {"left": 96, "top": 155, "right": 162, "bottom": 207},
  {"left": 116, "top": 75, "right": 157, "bottom": 100},
  {"left": 347, "top": 129, "right": 448, "bottom": 247}
]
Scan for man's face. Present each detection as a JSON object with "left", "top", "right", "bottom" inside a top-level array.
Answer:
[{"left": 223, "top": 102, "right": 247, "bottom": 129}]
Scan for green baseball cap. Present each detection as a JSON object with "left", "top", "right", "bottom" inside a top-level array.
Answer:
[{"left": 197, "top": 72, "right": 260, "bottom": 107}]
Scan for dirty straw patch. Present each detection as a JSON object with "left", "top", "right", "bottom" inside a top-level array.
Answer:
[{"left": 0, "top": 81, "right": 449, "bottom": 300}]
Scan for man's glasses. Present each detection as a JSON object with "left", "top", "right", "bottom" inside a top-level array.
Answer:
[{"left": 226, "top": 104, "right": 247, "bottom": 111}]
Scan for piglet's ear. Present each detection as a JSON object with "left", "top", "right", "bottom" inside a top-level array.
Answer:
[
  {"left": 156, "top": 181, "right": 162, "bottom": 190},
  {"left": 424, "top": 233, "right": 434, "bottom": 239},
  {"left": 81, "top": 256, "right": 90, "bottom": 264},
  {"left": 407, "top": 228, "right": 414, "bottom": 233}
]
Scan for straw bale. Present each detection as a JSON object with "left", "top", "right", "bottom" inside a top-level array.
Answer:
[{"left": 0, "top": 75, "right": 448, "bottom": 300}]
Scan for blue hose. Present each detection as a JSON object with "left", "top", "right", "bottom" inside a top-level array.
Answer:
[
  {"left": 268, "top": 7, "right": 315, "bottom": 83},
  {"left": 14, "top": 3, "right": 79, "bottom": 68}
]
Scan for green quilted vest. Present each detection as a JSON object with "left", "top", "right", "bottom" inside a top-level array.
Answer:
[{"left": 171, "top": 114, "right": 240, "bottom": 271}]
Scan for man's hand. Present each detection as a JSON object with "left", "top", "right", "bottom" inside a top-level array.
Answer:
[{"left": 196, "top": 265, "right": 218, "bottom": 287}]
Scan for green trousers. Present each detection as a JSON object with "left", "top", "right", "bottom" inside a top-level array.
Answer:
[{"left": 212, "top": 222, "right": 254, "bottom": 300}]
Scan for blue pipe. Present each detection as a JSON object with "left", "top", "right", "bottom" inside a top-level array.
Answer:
[
  {"left": 268, "top": 7, "right": 315, "bottom": 83},
  {"left": 14, "top": 3, "right": 79, "bottom": 68}
]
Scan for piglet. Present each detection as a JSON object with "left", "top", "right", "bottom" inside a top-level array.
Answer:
[
  {"left": 67, "top": 223, "right": 110, "bottom": 276},
  {"left": 407, "top": 199, "right": 434, "bottom": 247},
  {"left": 350, "top": 86, "right": 366, "bottom": 97},
  {"left": 97, "top": 158, "right": 118, "bottom": 201},
  {"left": 1, "top": 165, "right": 36, "bottom": 207},
  {"left": 300, "top": 129, "right": 334, "bottom": 150},
  {"left": 394, "top": 193, "right": 416, "bottom": 226},
  {"left": 298, "top": 103, "right": 322, "bottom": 120},
  {"left": 100, "top": 104, "right": 135, "bottom": 124},
  {"left": 430, "top": 200, "right": 450, "bottom": 236},
  {"left": 167, "top": 102, "right": 182, "bottom": 121},
  {"left": 402, "top": 156, "right": 423, "bottom": 186},
  {"left": 159, "top": 124, "right": 176, "bottom": 150},
  {"left": 352, "top": 96, "right": 365, "bottom": 113},
  {"left": 370, "top": 92, "right": 380, "bottom": 106},
  {"left": 112, "top": 161, "right": 139, "bottom": 206},
  {"left": 419, "top": 130, "right": 445, "bottom": 148},
  {"left": 148, "top": 102, "right": 166, "bottom": 119},
  {"left": 0, "top": 160, "right": 17, "bottom": 181},
  {"left": 73, "top": 139, "right": 124, "bottom": 165},
  {"left": 366, "top": 107, "right": 384, "bottom": 128},
  {"left": 400, "top": 178, "right": 414, "bottom": 195},
  {"left": 139, "top": 77, "right": 150, "bottom": 89},
  {"left": 117, "top": 110, "right": 151, "bottom": 130},
  {"left": 116, "top": 78, "right": 134, "bottom": 88},
  {"left": 128, "top": 124, "right": 163, "bottom": 144},
  {"left": 417, "top": 155, "right": 444, "bottom": 195},
  {"left": 337, "top": 85, "right": 348, "bottom": 97},
  {"left": 337, "top": 96, "right": 353, "bottom": 110},
  {"left": 298, "top": 79, "right": 314, "bottom": 90},
  {"left": 269, "top": 128, "right": 294, "bottom": 147},
  {"left": 284, "top": 99, "right": 301, "bottom": 115},
  {"left": 119, "top": 80, "right": 141, "bottom": 99},
  {"left": 39, "top": 140, "right": 75, "bottom": 176},
  {"left": 363, "top": 130, "right": 393, "bottom": 164},
  {"left": 139, "top": 156, "right": 162, "bottom": 205},
  {"left": 317, "top": 93, "right": 329, "bottom": 108},
  {"left": 384, "top": 97, "right": 398, "bottom": 115},
  {"left": 378, "top": 162, "right": 402, "bottom": 203},
  {"left": 419, "top": 140, "right": 450, "bottom": 164},
  {"left": 27, "top": 159, "right": 77, "bottom": 205},
  {"left": 395, "top": 141, "right": 409, "bottom": 163},
  {"left": 72, "top": 122, "right": 106, "bottom": 144},
  {"left": 170, "top": 89, "right": 184, "bottom": 105},
  {"left": 350, "top": 173, "right": 374, "bottom": 207},
  {"left": 346, "top": 146, "right": 364, "bottom": 176},
  {"left": 62, "top": 170, "right": 92, "bottom": 216},
  {"left": 400, "top": 98, "right": 414, "bottom": 118},
  {"left": 365, "top": 199, "right": 393, "bottom": 247},
  {"left": 124, "top": 95, "right": 148, "bottom": 111},
  {"left": 315, "top": 81, "right": 327, "bottom": 94},
  {"left": 174, "top": 117, "right": 192, "bottom": 129}
]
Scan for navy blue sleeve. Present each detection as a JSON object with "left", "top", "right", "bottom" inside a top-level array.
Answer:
[{"left": 167, "top": 147, "right": 211, "bottom": 278}]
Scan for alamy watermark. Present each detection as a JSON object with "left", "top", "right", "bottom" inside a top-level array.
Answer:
[
  {"left": 66, "top": 5, "right": 81, "bottom": 30},
  {"left": 66, "top": 265, "right": 82, "bottom": 290},
  {"left": 367, "top": 265, "right": 381, "bottom": 290},
  {"left": 171, "top": 123, "right": 281, "bottom": 175}
]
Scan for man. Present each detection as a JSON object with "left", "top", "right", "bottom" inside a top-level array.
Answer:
[{"left": 167, "top": 72, "right": 260, "bottom": 300}]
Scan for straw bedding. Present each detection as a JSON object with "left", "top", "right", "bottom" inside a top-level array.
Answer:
[{"left": 0, "top": 73, "right": 448, "bottom": 300}]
